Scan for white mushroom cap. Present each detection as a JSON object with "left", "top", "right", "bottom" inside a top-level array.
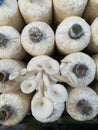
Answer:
[
  {"left": 66, "top": 87, "right": 98, "bottom": 121},
  {"left": 31, "top": 97, "right": 53, "bottom": 120},
  {"left": 60, "top": 52, "right": 96, "bottom": 87},
  {"left": 45, "top": 84, "right": 68, "bottom": 103},
  {"left": 20, "top": 79, "right": 37, "bottom": 94},
  {"left": 34, "top": 102, "right": 65, "bottom": 123},
  {"left": 27, "top": 55, "right": 51, "bottom": 71},
  {"left": 27, "top": 55, "right": 60, "bottom": 80},
  {"left": 55, "top": 16, "right": 91, "bottom": 55},
  {"left": 42, "top": 58, "right": 60, "bottom": 75}
]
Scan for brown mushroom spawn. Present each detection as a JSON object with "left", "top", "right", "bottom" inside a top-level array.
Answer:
[
  {"left": 66, "top": 87, "right": 98, "bottom": 121},
  {"left": 0, "top": 71, "right": 9, "bottom": 83},
  {"left": 72, "top": 64, "right": 89, "bottom": 78},
  {"left": 0, "top": 33, "right": 8, "bottom": 47},
  {"left": 68, "top": 24, "right": 84, "bottom": 39},
  {"left": 76, "top": 99, "right": 93, "bottom": 116},
  {"left": 29, "top": 27, "right": 45, "bottom": 43},
  {"left": 0, "top": 105, "right": 14, "bottom": 122}
]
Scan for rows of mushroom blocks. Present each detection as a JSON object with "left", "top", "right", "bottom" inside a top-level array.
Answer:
[{"left": 0, "top": 0, "right": 98, "bottom": 126}]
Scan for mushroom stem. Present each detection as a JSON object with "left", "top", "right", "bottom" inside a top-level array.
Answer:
[
  {"left": 34, "top": 71, "right": 42, "bottom": 82},
  {"left": 0, "top": 71, "right": 9, "bottom": 83},
  {"left": 0, "top": 105, "right": 13, "bottom": 122},
  {"left": 43, "top": 73, "right": 51, "bottom": 89},
  {"left": 72, "top": 64, "right": 88, "bottom": 78},
  {"left": 29, "top": 27, "right": 43, "bottom": 43},
  {"left": 68, "top": 24, "right": 84, "bottom": 39},
  {"left": 77, "top": 99, "right": 93, "bottom": 116},
  {"left": 34, "top": 71, "right": 43, "bottom": 89},
  {"left": 32, "top": 71, "right": 44, "bottom": 98},
  {"left": 0, "top": 0, "right": 4, "bottom": 6}
]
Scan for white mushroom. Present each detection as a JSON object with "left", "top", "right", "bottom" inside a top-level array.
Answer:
[
  {"left": 27, "top": 55, "right": 60, "bottom": 83},
  {"left": 83, "top": 0, "right": 98, "bottom": 24},
  {"left": 27, "top": 55, "right": 50, "bottom": 71},
  {"left": 66, "top": 87, "right": 98, "bottom": 121},
  {"left": 18, "top": 0, "right": 52, "bottom": 25},
  {"left": 55, "top": 16, "right": 91, "bottom": 55},
  {"left": 42, "top": 58, "right": 60, "bottom": 75},
  {"left": 43, "top": 73, "right": 68, "bottom": 103},
  {"left": 0, "top": 26, "right": 26, "bottom": 59},
  {"left": 40, "top": 73, "right": 66, "bottom": 122},
  {"left": 20, "top": 79, "right": 37, "bottom": 94},
  {"left": 0, "top": 59, "right": 25, "bottom": 93},
  {"left": 9, "top": 68, "right": 39, "bottom": 94},
  {"left": 31, "top": 97, "right": 54, "bottom": 121},
  {"left": 45, "top": 84, "right": 68, "bottom": 103},
  {"left": 21, "top": 22, "right": 55, "bottom": 56},
  {"left": 0, "top": 90, "right": 32, "bottom": 126},
  {"left": 31, "top": 76, "right": 54, "bottom": 121},
  {"left": 0, "top": 0, "right": 25, "bottom": 32},
  {"left": 20, "top": 71, "right": 43, "bottom": 94},
  {"left": 53, "top": 0, "right": 88, "bottom": 25},
  {"left": 60, "top": 52, "right": 96, "bottom": 87},
  {"left": 86, "top": 18, "right": 98, "bottom": 53},
  {"left": 34, "top": 102, "right": 65, "bottom": 123},
  {"left": 32, "top": 75, "right": 65, "bottom": 123}
]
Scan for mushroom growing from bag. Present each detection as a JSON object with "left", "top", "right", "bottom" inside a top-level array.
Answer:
[
  {"left": 53, "top": 0, "right": 88, "bottom": 25},
  {"left": 0, "top": 90, "right": 32, "bottom": 126},
  {"left": 66, "top": 87, "right": 98, "bottom": 121},
  {"left": 0, "top": 59, "right": 25, "bottom": 93},
  {"left": 31, "top": 81, "right": 68, "bottom": 122},
  {"left": 55, "top": 16, "right": 91, "bottom": 55},
  {"left": 21, "top": 22, "right": 55, "bottom": 56},
  {"left": 83, "top": 0, "right": 98, "bottom": 25},
  {"left": 86, "top": 18, "right": 98, "bottom": 53},
  {"left": 18, "top": 0, "right": 52, "bottom": 25},
  {"left": 0, "top": 0, "right": 25, "bottom": 32},
  {"left": 60, "top": 52, "right": 96, "bottom": 87},
  {"left": 0, "top": 26, "right": 26, "bottom": 59},
  {"left": 27, "top": 55, "right": 60, "bottom": 83}
]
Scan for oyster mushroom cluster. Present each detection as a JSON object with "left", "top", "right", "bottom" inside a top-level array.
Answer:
[
  {"left": 0, "top": 0, "right": 98, "bottom": 126},
  {"left": 9, "top": 55, "right": 68, "bottom": 123}
]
